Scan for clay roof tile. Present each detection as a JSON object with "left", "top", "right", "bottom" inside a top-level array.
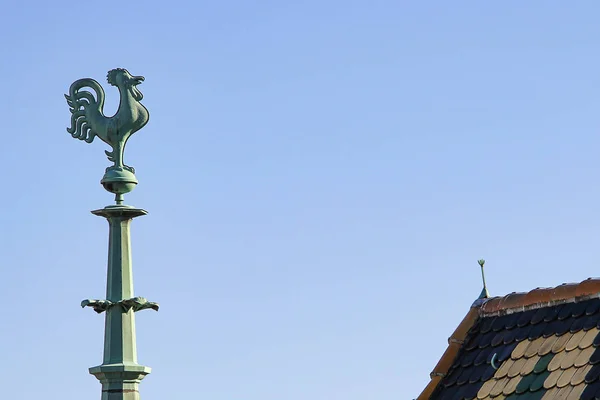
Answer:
[{"left": 417, "top": 277, "right": 600, "bottom": 400}]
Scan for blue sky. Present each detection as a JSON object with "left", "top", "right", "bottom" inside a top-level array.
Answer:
[{"left": 2, "top": 1, "right": 600, "bottom": 399}]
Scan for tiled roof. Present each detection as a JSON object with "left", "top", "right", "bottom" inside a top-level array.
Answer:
[{"left": 418, "top": 278, "right": 600, "bottom": 400}]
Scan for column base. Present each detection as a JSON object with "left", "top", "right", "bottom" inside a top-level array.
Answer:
[{"left": 90, "top": 363, "right": 151, "bottom": 400}]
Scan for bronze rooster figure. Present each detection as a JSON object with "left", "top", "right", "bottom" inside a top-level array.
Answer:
[{"left": 65, "top": 68, "right": 149, "bottom": 173}]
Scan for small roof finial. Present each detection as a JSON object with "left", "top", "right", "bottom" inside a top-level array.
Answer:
[{"left": 478, "top": 259, "right": 490, "bottom": 299}]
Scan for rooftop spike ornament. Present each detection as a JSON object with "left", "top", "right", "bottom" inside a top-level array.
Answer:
[
  {"left": 478, "top": 259, "right": 490, "bottom": 299},
  {"left": 65, "top": 68, "right": 158, "bottom": 400}
]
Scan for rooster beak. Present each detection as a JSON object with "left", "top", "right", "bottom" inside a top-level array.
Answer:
[{"left": 132, "top": 76, "right": 145, "bottom": 85}]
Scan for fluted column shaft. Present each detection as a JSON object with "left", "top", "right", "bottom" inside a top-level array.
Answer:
[{"left": 89, "top": 206, "right": 151, "bottom": 400}]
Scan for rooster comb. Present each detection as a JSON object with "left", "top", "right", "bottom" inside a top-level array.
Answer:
[{"left": 106, "top": 68, "right": 128, "bottom": 86}]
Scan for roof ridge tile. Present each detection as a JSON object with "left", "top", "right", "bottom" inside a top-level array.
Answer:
[{"left": 480, "top": 278, "right": 600, "bottom": 316}]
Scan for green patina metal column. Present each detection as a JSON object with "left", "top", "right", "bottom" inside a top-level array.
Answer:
[{"left": 65, "top": 68, "right": 158, "bottom": 400}]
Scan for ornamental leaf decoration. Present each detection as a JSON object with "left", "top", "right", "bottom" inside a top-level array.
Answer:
[
  {"left": 81, "top": 297, "right": 159, "bottom": 314},
  {"left": 81, "top": 299, "right": 114, "bottom": 314},
  {"left": 119, "top": 297, "right": 160, "bottom": 312}
]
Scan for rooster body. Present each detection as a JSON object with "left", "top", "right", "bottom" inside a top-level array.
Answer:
[{"left": 65, "top": 68, "right": 149, "bottom": 171}]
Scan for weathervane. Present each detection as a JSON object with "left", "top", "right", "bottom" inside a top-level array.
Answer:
[
  {"left": 65, "top": 68, "right": 157, "bottom": 400},
  {"left": 478, "top": 259, "right": 490, "bottom": 299},
  {"left": 66, "top": 68, "right": 149, "bottom": 205}
]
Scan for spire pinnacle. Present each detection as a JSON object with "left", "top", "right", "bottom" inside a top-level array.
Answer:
[{"left": 478, "top": 259, "right": 490, "bottom": 299}]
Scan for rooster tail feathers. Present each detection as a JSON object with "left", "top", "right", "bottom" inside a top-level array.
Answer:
[
  {"left": 65, "top": 78, "right": 105, "bottom": 143},
  {"left": 65, "top": 93, "right": 77, "bottom": 111},
  {"left": 66, "top": 78, "right": 106, "bottom": 109}
]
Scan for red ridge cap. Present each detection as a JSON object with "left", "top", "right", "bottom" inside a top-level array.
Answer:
[
  {"left": 480, "top": 278, "right": 600, "bottom": 315},
  {"left": 416, "top": 306, "right": 479, "bottom": 400}
]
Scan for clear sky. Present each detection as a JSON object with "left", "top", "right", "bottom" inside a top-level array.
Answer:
[{"left": 2, "top": 1, "right": 600, "bottom": 399}]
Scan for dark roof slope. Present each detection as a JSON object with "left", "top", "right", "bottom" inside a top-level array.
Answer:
[{"left": 418, "top": 278, "right": 600, "bottom": 400}]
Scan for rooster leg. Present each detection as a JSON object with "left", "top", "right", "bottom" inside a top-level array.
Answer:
[{"left": 110, "top": 142, "right": 125, "bottom": 170}]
